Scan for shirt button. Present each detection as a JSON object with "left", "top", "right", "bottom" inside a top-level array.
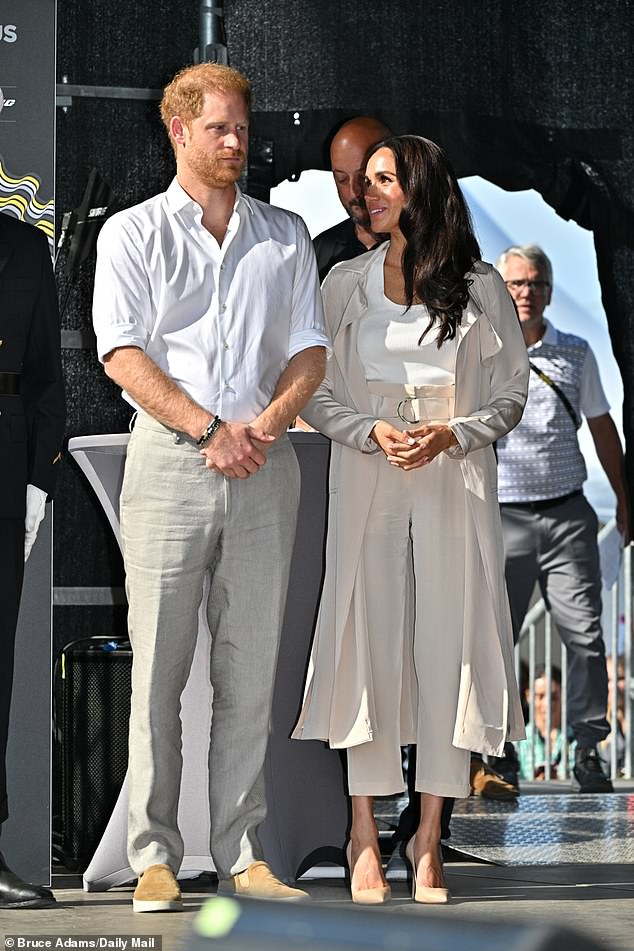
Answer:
[
  {"left": 223, "top": 383, "right": 231, "bottom": 390},
  {"left": 223, "top": 341, "right": 230, "bottom": 350}
]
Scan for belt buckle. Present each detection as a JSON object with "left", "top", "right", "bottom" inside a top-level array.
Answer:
[{"left": 397, "top": 398, "right": 419, "bottom": 425}]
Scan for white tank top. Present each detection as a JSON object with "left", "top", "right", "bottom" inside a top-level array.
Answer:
[{"left": 357, "top": 252, "right": 456, "bottom": 385}]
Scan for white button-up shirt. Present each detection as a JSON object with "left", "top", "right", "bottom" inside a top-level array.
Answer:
[{"left": 93, "top": 178, "right": 328, "bottom": 422}]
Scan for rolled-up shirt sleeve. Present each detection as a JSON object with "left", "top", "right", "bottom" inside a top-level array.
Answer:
[
  {"left": 288, "top": 217, "right": 331, "bottom": 359},
  {"left": 92, "top": 214, "right": 153, "bottom": 362}
]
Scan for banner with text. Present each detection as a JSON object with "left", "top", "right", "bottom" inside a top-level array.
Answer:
[
  {"left": 0, "top": 0, "right": 56, "bottom": 884},
  {"left": 0, "top": 0, "right": 56, "bottom": 249}
]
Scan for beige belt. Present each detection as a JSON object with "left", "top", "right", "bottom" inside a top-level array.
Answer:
[{"left": 367, "top": 381, "right": 455, "bottom": 424}]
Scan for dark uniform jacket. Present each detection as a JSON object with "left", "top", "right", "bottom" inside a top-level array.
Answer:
[{"left": 0, "top": 214, "right": 65, "bottom": 518}]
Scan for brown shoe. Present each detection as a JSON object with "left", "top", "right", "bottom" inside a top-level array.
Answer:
[
  {"left": 133, "top": 863, "right": 182, "bottom": 913},
  {"left": 470, "top": 755, "right": 519, "bottom": 801},
  {"left": 217, "top": 861, "right": 309, "bottom": 901}
]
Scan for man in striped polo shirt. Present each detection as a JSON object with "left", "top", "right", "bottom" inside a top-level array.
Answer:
[{"left": 496, "top": 244, "right": 629, "bottom": 793}]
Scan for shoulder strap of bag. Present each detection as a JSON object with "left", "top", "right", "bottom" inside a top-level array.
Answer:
[{"left": 529, "top": 361, "right": 581, "bottom": 429}]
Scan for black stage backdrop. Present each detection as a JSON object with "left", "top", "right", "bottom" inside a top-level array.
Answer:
[{"left": 55, "top": 0, "right": 634, "bottom": 651}]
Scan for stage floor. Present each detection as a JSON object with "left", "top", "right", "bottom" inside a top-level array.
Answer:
[
  {"left": 0, "top": 860, "right": 631, "bottom": 951},
  {"left": 1, "top": 782, "right": 632, "bottom": 951},
  {"left": 450, "top": 789, "right": 634, "bottom": 866}
]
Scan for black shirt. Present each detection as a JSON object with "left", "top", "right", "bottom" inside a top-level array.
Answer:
[{"left": 313, "top": 218, "right": 383, "bottom": 282}]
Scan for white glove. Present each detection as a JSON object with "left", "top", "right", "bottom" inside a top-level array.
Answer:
[{"left": 25, "top": 484, "right": 48, "bottom": 562}]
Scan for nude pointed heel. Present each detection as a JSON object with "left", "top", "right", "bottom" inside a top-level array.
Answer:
[
  {"left": 405, "top": 838, "right": 450, "bottom": 904},
  {"left": 345, "top": 843, "right": 391, "bottom": 905}
]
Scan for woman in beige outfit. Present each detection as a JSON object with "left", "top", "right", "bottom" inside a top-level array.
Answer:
[{"left": 293, "top": 136, "right": 528, "bottom": 903}]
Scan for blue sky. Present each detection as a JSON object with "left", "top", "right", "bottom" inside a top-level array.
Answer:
[{"left": 271, "top": 172, "right": 623, "bottom": 521}]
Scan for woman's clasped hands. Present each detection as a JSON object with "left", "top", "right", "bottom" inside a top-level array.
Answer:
[{"left": 370, "top": 420, "right": 457, "bottom": 470}]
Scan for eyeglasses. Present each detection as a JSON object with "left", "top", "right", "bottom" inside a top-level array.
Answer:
[{"left": 505, "top": 279, "right": 550, "bottom": 292}]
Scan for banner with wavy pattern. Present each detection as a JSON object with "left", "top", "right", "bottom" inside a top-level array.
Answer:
[
  {"left": 0, "top": 155, "right": 54, "bottom": 242},
  {"left": 0, "top": 3, "right": 55, "bottom": 255}
]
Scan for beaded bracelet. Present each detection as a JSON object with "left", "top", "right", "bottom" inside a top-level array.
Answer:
[{"left": 196, "top": 415, "right": 223, "bottom": 447}]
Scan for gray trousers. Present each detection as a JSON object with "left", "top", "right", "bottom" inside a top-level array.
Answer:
[
  {"left": 501, "top": 493, "right": 609, "bottom": 747},
  {"left": 120, "top": 412, "right": 300, "bottom": 878}
]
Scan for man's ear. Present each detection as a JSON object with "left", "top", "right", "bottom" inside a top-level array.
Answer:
[
  {"left": 170, "top": 116, "right": 187, "bottom": 147},
  {"left": 545, "top": 283, "right": 553, "bottom": 307}
]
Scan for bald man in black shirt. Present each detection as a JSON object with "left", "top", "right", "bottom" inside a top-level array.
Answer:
[{"left": 313, "top": 116, "right": 392, "bottom": 281}]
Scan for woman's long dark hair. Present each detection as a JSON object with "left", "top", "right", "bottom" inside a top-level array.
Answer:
[{"left": 367, "top": 135, "right": 481, "bottom": 347}]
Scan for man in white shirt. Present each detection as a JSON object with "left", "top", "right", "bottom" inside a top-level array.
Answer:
[
  {"left": 496, "top": 244, "right": 629, "bottom": 794},
  {"left": 93, "top": 62, "right": 327, "bottom": 910}
]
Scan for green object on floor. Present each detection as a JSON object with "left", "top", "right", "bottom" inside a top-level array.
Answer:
[{"left": 196, "top": 895, "right": 242, "bottom": 938}]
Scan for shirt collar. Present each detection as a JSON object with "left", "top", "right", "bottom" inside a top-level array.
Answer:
[
  {"left": 165, "top": 177, "right": 253, "bottom": 219},
  {"left": 529, "top": 317, "right": 558, "bottom": 350}
]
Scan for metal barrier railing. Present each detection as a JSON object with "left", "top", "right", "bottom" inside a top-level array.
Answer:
[{"left": 516, "top": 520, "right": 632, "bottom": 781}]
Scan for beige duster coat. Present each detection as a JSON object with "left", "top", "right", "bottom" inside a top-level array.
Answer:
[{"left": 292, "top": 245, "right": 529, "bottom": 757}]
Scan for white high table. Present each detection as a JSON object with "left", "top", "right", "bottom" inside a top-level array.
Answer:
[{"left": 68, "top": 432, "right": 347, "bottom": 890}]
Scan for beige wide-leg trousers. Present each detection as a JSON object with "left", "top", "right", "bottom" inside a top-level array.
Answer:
[
  {"left": 346, "top": 384, "right": 471, "bottom": 800},
  {"left": 120, "top": 412, "right": 300, "bottom": 878}
]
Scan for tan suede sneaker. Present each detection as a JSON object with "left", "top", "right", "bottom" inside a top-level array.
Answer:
[
  {"left": 133, "top": 863, "right": 182, "bottom": 913},
  {"left": 470, "top": 755, "right": 519, "bottom": 801},
  {"left": 217, "top": 861, "right": 309, "bottom": 901}
]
